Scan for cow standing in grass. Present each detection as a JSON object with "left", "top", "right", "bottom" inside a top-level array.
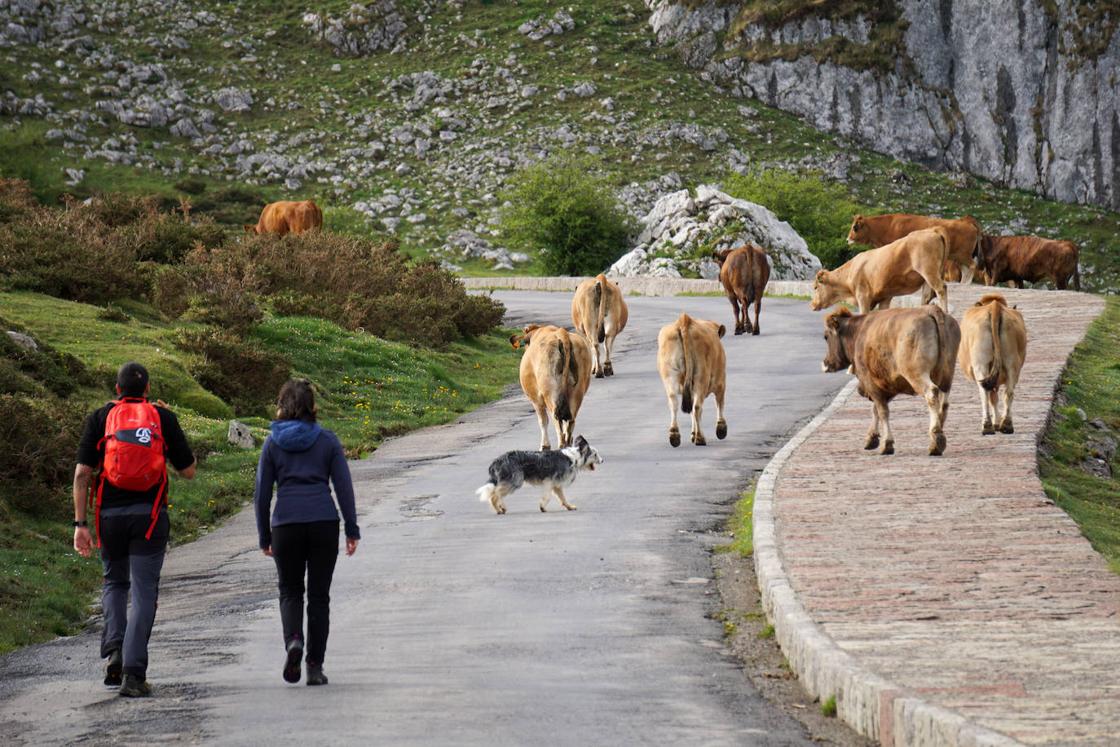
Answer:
[
  {"left": 847, "top": 213, "right": 982, "bottom": 283},
  {"left": 714, "top": 245, "right": 770, "bottom": 336},
  {"left": 958, "top": 294, "right": 1027, "bottom": 435},
  {"left": 657, "top": 314, "right": 727, "bottom": 447},
  {"left": 245, "top": 200, "right": 323, "bottom": 236},
  {"left": 822, "top": 306, "right": 961, "bottom": 456},
  {"left": 571, "top": 274, "right": 629, "bottom": 378},
  {"left": 510, "top": 325, "right": 592, "bottom": 451},
  {"left": 811, "top": 227, "right": 950, "bottom": 314}
]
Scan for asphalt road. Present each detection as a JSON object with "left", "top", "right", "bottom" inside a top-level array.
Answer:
[{"left": 0, "top": 292, "right": 845, "bottom": 746}]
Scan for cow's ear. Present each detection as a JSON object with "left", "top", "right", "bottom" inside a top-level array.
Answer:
[
  {"left": 1012, "top": 304, "right": 1018, "bottom": 310},
  {"left": 815, "top": 269, "right": 828, "bottom": 283},
  {"left": 509, "top": 334, "right": 522, "bottom": 349},
  {"left": 717, "top": 324, "right": 726, "bottom": 338}
]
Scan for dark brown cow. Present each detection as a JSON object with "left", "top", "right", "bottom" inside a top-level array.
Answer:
[
  {"left": 822, "top": 305, "right": 961, "bottom": 456},
  {"left": 714, "top": 245, "right": 771, "bottom": 336},
  {"left": 848, "top": 213, "right": 982, "bottom": 283},
  {"left": 244, "top": 200, "right": 323, "bottom": 235},
  {"left": 975, "top": 235, "right": 1080, "bottom": 290}
]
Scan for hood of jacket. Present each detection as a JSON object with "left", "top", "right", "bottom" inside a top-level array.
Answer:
[{"left": 269, "top": 420, "right": 322, "bottom": 452}]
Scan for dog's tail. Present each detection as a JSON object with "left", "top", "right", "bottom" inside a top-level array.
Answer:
[{"left": 476, "top": 482, "right": 496, "bottom": 504}]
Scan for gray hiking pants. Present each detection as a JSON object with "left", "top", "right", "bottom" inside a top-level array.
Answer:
[{"left": 99, "top": 505, "right": 169, "bottom": 678}]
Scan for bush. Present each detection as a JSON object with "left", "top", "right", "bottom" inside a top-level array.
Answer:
[
  {"left": 175, "top": 328, "right": 291, "bottom": 416},
  {"left": 185, "top": 233, "right": 505, "bottom": 346},
  {"left": 0, "top": 394, "right": 84, "bottom": 519},
  {"left": 500, "top": 157, "right": 634, "bottom": 275},
  {"left": 723, "top": 169, "right": 865, "bottom": 269}
]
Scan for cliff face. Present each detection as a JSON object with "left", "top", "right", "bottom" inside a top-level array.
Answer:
[{"left": 648, "top": 0, "right": 1120, "bottom": 210}]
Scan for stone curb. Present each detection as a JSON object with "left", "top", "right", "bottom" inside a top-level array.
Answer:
[
  {"left": 753, "top": 385, "right": 1024, "bottom": 747},
  {"left": 461, "top": 275, "right": 815, "bottom": 297}
]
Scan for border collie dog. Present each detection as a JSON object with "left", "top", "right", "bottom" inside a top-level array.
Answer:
[{"left": 476, "top": 435, "right": 603, "bottom": 515}]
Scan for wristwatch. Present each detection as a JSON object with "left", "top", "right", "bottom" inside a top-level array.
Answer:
[{"left": 73, "top": 520, "right": 88, "bottom": 528}]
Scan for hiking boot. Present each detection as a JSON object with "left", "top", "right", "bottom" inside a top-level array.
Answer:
[
  {"left": 104, "top": 649, "right": 123, "bottom": 687},
  {"left": 118, "top": 674, "right": 151, "bottom": 698},
  {"left": 305, "top": 663, "right": 328, "bottom": 686},
  {"left": 283, "top": 637, "right": 304, "bottom": 684}
]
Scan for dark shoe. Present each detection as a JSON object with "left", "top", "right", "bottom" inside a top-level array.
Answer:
[
  {"left": 283, "top": 637, "right": 304, "bottom": 684},
  {"left": 305, "top": 663, "right": 328, "bottom": 686},
  {"left": 119, "top": 674, "right": 151, "bottom": 698},
  {"left": 104, "top": 649, "right": 123, "bottom": 687}
]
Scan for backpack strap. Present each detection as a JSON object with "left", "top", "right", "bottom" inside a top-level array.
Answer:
[
  {"left": 144, "top": 470, "right": 169, "bottom": 541},
  {"left": 91, "top": 474, "right": 105, "bottom": 549}
]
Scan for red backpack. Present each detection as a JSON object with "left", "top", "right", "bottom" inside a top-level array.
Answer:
[{"left": 91, "top": 397, "right": 168, "bottom": 544}]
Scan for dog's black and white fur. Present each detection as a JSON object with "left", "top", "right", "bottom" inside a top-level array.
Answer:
[{"left": 476, "top": 435, "right": 603, "bottom": 514}]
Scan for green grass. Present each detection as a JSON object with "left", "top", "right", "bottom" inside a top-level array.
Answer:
[
  {"left": 821, "top": 695, "right": 838, "bottom": 718},
  {"left": 715, "top": 487, "right": 755, "bottom": 557},
  {"left": 758, "top": 623, "right": 775, "bottom": 639},
  {"left": 0, "top": 291, "right": 519, "bottom": 654},
  {"left": 1040, "top": 297, "right": 1120, "bottom": 574}
]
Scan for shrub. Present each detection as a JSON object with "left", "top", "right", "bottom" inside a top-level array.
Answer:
[
  {"left": 723, "top": 169, "right": 865, "bottom": 269},
  {"left": 0, "top": 394, "right": 84, "bottom": 519},
  {"left": 500, "top": 157, "right": 634, "bottom": 275},
  {"left": 185, "top": 233, "right": 505, "bottom": 346},
  {"left": 150, "top": 265, "right": 192, "bottom": 319},
  {"left": 175, "top": 328, "right": 291, "bottom": 416}
]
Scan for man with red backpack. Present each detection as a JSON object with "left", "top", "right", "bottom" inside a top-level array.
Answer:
[{"left": 72, "top": 362, "right": 196, "bottom": 697}]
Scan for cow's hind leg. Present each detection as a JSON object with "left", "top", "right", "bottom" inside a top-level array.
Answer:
[
  {"left": 691, "top": 399, "right": 706, "bottom": 446},
  {"left": 999, "top": 368, "right": 1018, "bottom": 434},
  {"left": 751, "top": 291, "right": 762, "bottom": 336},
  {"left": 864, "top": 407, "right": 881, "bottom": 450},
  {"left": 553, "top": 486, "right": 577, "bottom": 511},
  {"left": 729, "top": 295, "right": 744, "bottom": 335},
  {"left": 923, "top": 380, "right": 947, "bottom": 456},
  {"left": 602, "top": 329, "right": 615, "bottom": 377},
  {"left": 739, "top": 293, "right": 753, "bottom": 335},
  {"left": 667, "top": 391, "right": 681, "bottom": 447},
  {"left": 960, "top": 261, "right": 975, "bottom": 285},
  {"left": 592, "top": 341, "right": 604, "bottom": 379},
  {"left": 534, "top": 402, "right": 551, "bottom": 451},
  {"left": 714, "top": 385, "right": 727, "bottom": 440},
  {"left": 977, "top": 381, "right": 995, "bottom": 435}
]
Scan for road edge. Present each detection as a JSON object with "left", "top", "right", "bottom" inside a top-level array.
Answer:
[{"left": 751, "top": 378, "right": 1024, "bottom": 747}]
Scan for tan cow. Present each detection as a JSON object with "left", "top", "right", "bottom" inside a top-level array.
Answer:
[
  {"left": 244, "top": 200, "right": 323, "bottom": 235},
  {"left": 822, "top": 305, "right": 961, "bottom": 456},
  {"left": 848, "top": 213, "right": 982, "bottom": 283},
  {"left": 657, "top": 314, "right": 727, "bottom": 447},
  {"left": 509, "top": 324, "right": 593, "bottom": 450},
  {"left": 810, "top": 227, "right": 950, "bottom": 314},
  {"left": 976, "top": 235, "right": 1080, "bottom": 290},
  {"left": 571, "top": 274, "right": 629, "bottom": 378},
  {"left": 958, "top": 294, "right": 1027, "bottom": 435},
  {"left": 714, "top": 244, "right": 771, "bottom": 336}
]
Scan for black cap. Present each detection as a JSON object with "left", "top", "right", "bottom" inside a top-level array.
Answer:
[{"left": 116, "top": 362, "right": 149, "bottom": 397}]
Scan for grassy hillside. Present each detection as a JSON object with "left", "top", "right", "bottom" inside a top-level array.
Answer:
[
  {"left": 1, "top": 0, "right": 1116, "bottom": 288},
  {"left": 0, "top": 290, "right": 517, "bottom": 654}
]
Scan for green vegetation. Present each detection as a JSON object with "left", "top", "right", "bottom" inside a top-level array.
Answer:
[
  {"left": 715, "top": 487, "right": 755, "bottom": 557},
  {"left": 724, "top": 170, "right": 865, "bottom": 269},
  {"left": 758, "top": 623, "right": 775, "bottom": 639},
  {"left": 1040, "top": 298, "right": 1120, "bottom": 574},
  {"left": 821, "top": 695, "right": 838, "bottom": 718},
  {"left": 500, "top": 157, "right": 634, "bottom": 276}
]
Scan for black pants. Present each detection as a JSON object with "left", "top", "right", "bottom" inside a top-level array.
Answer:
[{"left": 272, "top": 520, "right": 339, "bottom": 665}]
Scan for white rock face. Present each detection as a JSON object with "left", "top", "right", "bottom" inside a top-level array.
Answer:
[
  {"left": 214, "top": 87, "right": 253, "bottom": 113},
  {"left": 609, "top": 184, "right": 821, "bottom": 280},
  {"left": 646, "top": 0, "right": 1120, "bottom": 210}
]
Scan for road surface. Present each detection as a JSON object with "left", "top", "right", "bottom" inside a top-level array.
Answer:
[{"left": 0, "top": 292, "right": 845, "bottom": 745}]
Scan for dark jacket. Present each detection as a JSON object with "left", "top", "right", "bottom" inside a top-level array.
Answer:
[{"left": 254, "top": 420, "right": 360, "bottom": 549}]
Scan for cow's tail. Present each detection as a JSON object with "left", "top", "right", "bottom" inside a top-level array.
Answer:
[
  {"left": 982, "top": 299, "right": 1003, "bottom": 391},
  {"left": 933, "top": 226, "right": 951, "bottom": 279},
  {"left": 678, "top": 314, "right": 694, "bottom": 414},
  {"left": 593, "top": 275, "right": 607, "bottom": 343},
  {"left": 553, "top": 334, "right": 573, "bottom": 423}
]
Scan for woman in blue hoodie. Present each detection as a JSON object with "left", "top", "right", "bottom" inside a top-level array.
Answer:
[{"left": 255, "top": 379, "right": 360, "bottom": 686}]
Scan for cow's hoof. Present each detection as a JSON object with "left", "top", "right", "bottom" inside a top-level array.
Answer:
[
  {"left": 716, "top": 421, "right": 727, "bottom": 439},
  {"left": 864, "top": 435, "right": 880, "bottom": 450},
  {"left": 734, "top": 327, "right": 745, "bottom": 336},
  {"left": 694, "top": 435, "right": 707, "bottom": 446},
  {"left": 669, "top": 431, "right": 681, "bottom": 448},
  {"left": 999, "top": 421, "right": 1014, "bottom": 434},
  {"left": 880, "top": 441, "right": 895, "bottom": 455},
  {"left": 929, "top": 433, "right": 947, "bottom": 456},
  {"left": 595, "top": 370, "right": 605, "bottom": 379},
  {"left": 752, "top": 327, "right": 760, "bottom": 336},
  {"left": 604, "top": 363, "right": 614, "bottom": 376},
  {"left": 982, "top": 423, "right": 996, "bottom": 435}
]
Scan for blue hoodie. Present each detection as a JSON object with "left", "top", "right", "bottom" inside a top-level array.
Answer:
[{"left": 254, "top": 420, "right": 361, "bottom": 550}]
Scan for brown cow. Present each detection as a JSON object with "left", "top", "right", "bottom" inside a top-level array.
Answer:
[
  {"left": 848, "top": 213, "right": 982, "bottom": 283},
  {"left": 571, "top": 274, "right": 629, "bottom": 378},
  {"left": 975, "top": 235, "right": 1080, "bottom": 290},
  {"left": 822, "top": 305, "right": 961, "bottom": 456},
  {"left": 657, "top": 314, "right": 727, "bottom": 447},
  {"left": 811, "top": 227, "right": 949, "bottom": 314},
  {"left": 958, "top": 294, "right": 1027, "bottom": 435},
  {"left": 244, "top": 200, "right": 323, "bottom": 235},
  {"left": 714, "top": 245, "right": 771, "bottom": 336},
  {"left": 509, "top": 324, "right": 593, "bottom": 451}
]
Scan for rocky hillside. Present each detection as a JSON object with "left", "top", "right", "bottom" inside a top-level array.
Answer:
[
  {"left": 648, "top": 0, "right": 1120, "bottom": 211},
  {"left": 1, "top": 0, "right": 1118, "bottom": 288}
]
